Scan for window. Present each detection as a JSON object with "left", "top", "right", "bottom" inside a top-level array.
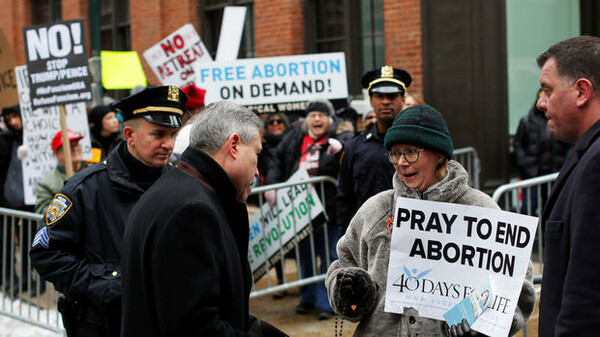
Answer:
[
  {"left": 201, "top": 0, "right": 256, "bottom": 59},
  {"left": 32, "top": 0, "right": 61, "bottom": 24},
  {"left": 306, "top": 0, "right": 385, "bottom": 96},
  {"left": 361, "top": 0, "right": 385, "bottom": 72},
  {"left": 99, "top": 0, "right": 131, "bottom": 51}
]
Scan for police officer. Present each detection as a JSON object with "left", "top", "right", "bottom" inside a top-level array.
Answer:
[
  {"left": 336, "top": 65, "right": 412, "bottom": 235},
  {"left": 30, "top": 85, "right": 186, "bottom": 337}
]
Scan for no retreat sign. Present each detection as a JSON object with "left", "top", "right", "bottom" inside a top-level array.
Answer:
[{"left": 23, "top": 19, "right": 92, "bottom": 108}]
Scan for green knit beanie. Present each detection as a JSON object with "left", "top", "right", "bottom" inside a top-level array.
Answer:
[{"left": 384, "top": 104, "right": 453, "bottom": 158}]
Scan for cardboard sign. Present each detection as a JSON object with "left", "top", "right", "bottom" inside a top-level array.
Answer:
[
  {"left": 22, "top": 19, "right": 92, "bottom": 108},
  {"left": 143, "top": 24, "right": 212, "bottom": 87},
  {"left": 195, "top": 52, "right": 348, "bottom": 105},
  {"left": 15, "top": 65, "right": 92, "bottom": 205},
  {"left": 248, "top": 169, "right": 324, "bottom": 280},
  {"left": 0, "top": 27, "right": 19, "bottom": 107},
  {"left": 384, "top": 197, "right": 538, "bottom": 337}
]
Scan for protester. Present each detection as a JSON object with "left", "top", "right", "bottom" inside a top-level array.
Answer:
[
  {"left": 337, "top": 65, "right": 412, "bottom": 236},
  {"left": 259, "top": 113, "right": 291, "bottom": 186},
  {"left": 0, "top": 104, "right": 34, "bottom": 297},
  {"left": 34, "top": 129, "right": 86, "bottom": 214},
  {"left": 536, "top": 35, "right": 600, "bottom": 336},
  {"left": 88, "top": 104, "right": 122, "bottom": 161},
  {"left": 173, "top": 83, "right": 206, "bottom": 156},
  {"left": 514, "top": 89, "right": 571, "bottom": 215},
  {"left": 121, "top": 101, "right": 288, "bottom": 336},
  {"left": 326, "top": 105, "right": 535, "bottom": 336},
  {"left": 30, "top": 85, "right": 185, "bottom": 337},
  {"left": 265, "top": 98, "right": 343, "bottom": 320},
  {"left": 0, "top": 104, "right": 29, "bottom": 210}
]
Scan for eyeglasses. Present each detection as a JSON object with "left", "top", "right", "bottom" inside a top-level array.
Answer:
[
  {"left": 386, "top": 148, "right": 424, "bottom": 164},
  {"left": 268, "top": 119, "right": 283, "bottom": 126},
  {"left": 365, "top": 115, "right": 376, "bottom": 121}
]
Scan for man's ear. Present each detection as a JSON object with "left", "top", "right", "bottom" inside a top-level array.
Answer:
[
  {"left": 575, "top": 78, "right": 594, "bottom": 108},
  {"left": 123, "top": 126, "right": 134, "bottom": 143},
  {"left": 227, "top": 133, "right": 241, "bottom": 159}
]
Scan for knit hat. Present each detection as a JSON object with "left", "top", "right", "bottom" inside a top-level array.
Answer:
[
  {"left": 1, "top": 104, "right": 20, "bottom": 118},
  {"left": 88, "top": 105, "right": 115, "bottom": 137},
  {"left": 181, "top": 84, "right": 206, "bottom": 109},
  {"left": 384, "top": 104, "right": 453, "bottom": 158},
  {"left": 305, "top": 99, "right": 334, "bottom": 117}
]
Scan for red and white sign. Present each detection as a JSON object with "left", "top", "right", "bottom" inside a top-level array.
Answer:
[{"left": 143, "top": 24, "right": 212, "bottom": 87}]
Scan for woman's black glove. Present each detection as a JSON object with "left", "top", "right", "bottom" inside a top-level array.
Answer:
[
  {"left": 449, "top": 319, "right": 486, "bottom": 337},
  {"left": 338, "top": 270, "right": 369, "bottom": 304}
]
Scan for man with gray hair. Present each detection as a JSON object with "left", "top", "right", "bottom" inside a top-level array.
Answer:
[{"left": 121, "top": 101, "right": 287, "bottom": 336}]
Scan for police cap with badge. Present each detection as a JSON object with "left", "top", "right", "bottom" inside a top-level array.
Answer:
[
  {"left": 361, "top": 65, "right": 412, "bottom": 95},
  {"left": 110, "top": 85, "right": 188, "bottom": 128}
]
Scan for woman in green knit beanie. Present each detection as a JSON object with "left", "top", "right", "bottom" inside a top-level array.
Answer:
[{"left": 326, "top": 105, "right": 535, "bottom": 337}]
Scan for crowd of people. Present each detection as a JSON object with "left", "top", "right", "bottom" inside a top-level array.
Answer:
[{"left": 0, "top": 35, "right": 597, "bottom": 337}]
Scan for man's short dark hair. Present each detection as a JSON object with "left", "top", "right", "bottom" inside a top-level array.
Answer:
[{"left": 537, "top": 35, "right": 600, "bottom": 94}]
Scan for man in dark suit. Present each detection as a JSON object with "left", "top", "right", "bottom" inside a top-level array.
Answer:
[
  {"left": 537, "top": 36, "right": 600, "bottom": 336},
  {"left": 121, "top": 101, "right": 287, "bottom": 336}
]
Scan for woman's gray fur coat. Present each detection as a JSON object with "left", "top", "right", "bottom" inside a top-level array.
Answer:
[{"left": 326, "top": 160, "right": 536, "bottom": 336}]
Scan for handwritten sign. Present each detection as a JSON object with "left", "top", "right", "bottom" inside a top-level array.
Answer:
[
  {"left": 15, "top": 65, "right": 92, "bottom": 205},
  {"left": 0, "top": 27, "right": 18, "bottom": 107},
  {"left": 143, "top": 24, "right": 212, "bottom": 87},
  {"left": 195, "top": 52, "right": 348, "bottom": 105},
  {"left": 22, "top": 19, "right": 92, "bottom": 108},
  {"left": 384, "top": 197, "right": 537, "bottom": 337},
  {"left": 248, "top": 169, "right": 324, "bottom": 280}
]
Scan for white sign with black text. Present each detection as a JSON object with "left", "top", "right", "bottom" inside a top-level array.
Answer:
[
  {"left": 15, "top": 65, "right": 92, "bottom": 205},
  {"left": 384, "top": 197, "right": 537, "bottom": 337}
]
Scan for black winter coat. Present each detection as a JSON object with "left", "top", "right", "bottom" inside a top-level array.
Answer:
[
  {"left": 336, "top": 123, "right": 394, "bottom": 235},
  {"left": 121, "top": 147, "right": 255, "bottom": 336},
  {"left": 30, "top": 141, "right": 168, "bottom": 332},
  {"left": 539, "top": 119, "right": 600, "bottom": 336},
  {"left": 514, "top": 107, "right": 571, "bottom": 178}
]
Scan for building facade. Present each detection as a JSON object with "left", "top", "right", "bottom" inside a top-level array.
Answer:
[{"left": 2, "top": 0, "right": 597, "bottom": 188}]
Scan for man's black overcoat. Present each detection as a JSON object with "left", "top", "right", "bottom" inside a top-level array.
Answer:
[
  {"left": 539, "top": 119, "right": 600, "bottom": 336},
  {"left": 121, "top": 146, "right": 255, "bottom": 336}
]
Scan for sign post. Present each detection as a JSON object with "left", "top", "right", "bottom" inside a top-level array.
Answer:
[{"left": 23, "top": 18, "right": 92, "bottom": 178}]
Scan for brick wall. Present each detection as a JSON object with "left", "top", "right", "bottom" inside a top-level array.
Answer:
[
  {"left": 255, "top": 0, "right": 305, "bottom": 57},
  {"left": 0, "top": 0, "right": 32, "bottom": 64},
  {"left": 385, "top": 0, "right": 423, "bottom": 100},
  {"left": 131, "top": 0, "right": 200, "bottom": 85}
]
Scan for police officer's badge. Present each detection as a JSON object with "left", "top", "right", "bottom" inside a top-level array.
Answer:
[
  {"left": 167, "top": 85, "right": 179, "bottom": 102},
  {"left": 46, "top": 194, "right": 72, "bottom": 226}
]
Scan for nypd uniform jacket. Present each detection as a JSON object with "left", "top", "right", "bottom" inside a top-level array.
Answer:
[
  {"left": 30, "top": 141, "right": 168, "bottom": 311},
  {"left": 121, "top": 147, "right": 255, "bottom": 336},
  {"left": 336, "top": 123, "right": 395, "bottom": 235}
]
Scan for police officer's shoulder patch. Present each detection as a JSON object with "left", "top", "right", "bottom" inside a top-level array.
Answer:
[{"left": 46, "top": 194, "right": 73, "bottom": 226}]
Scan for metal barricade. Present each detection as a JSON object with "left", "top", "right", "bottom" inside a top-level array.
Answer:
[
  {"left": 454, "top": 147, "right": 481, "bottom": 189},
  {"left": 0, "top": 207, "right": 64, "bottom": 335},
  {"left": 492, "top": 172, "right": 558, "bottom": 283},
  {"left": 248, "top": 176, "right": 338, "bottom": 299}
]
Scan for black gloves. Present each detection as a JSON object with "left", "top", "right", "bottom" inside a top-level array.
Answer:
[
  {"left": 338, "top": 270, "right": 369, "bottom": 304},
  {"left": 449, "top": 319, "right": 486, "bottom": 337}
]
